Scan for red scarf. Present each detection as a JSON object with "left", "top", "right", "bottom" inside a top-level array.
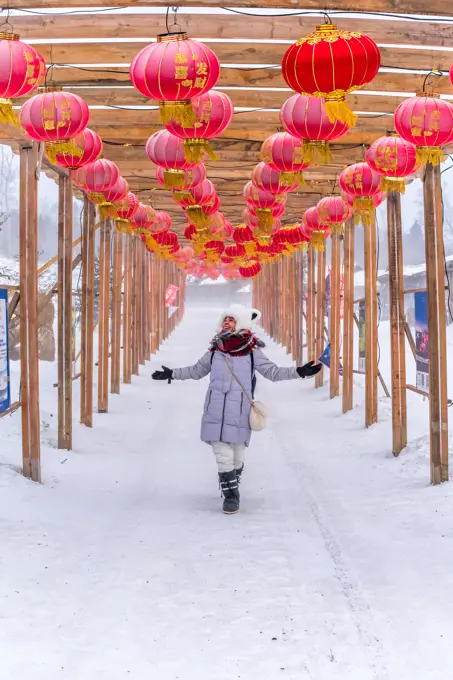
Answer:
[{"left": 210, "top": 330, "right": 259, "bottom": 357}]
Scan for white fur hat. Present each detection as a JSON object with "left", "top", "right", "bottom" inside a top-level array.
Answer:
[{"left": 217, "top": 304, "right": 262, "bottom": 332}]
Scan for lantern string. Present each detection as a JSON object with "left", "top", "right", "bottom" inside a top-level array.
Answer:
[{"left": 0, "top": 6, "right": 13, "bottom": 33}]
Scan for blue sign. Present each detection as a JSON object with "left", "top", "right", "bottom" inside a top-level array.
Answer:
[
  {"left": 415, "top": 291, "right": 429, "bottom": 394},
  {"left": 318, "top": 343, "right": 343, "bottom": 375},
  {"left": 0, "top": 288, "right": 10, "bottom": 413}
]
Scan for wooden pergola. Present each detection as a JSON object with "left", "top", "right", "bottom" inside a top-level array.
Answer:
[{"left": 1, "top": 1, "right": 451, "bottom": 486}]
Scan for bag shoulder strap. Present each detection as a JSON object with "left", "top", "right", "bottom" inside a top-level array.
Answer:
[{"left": 222, "top": 354, "right": 254, "bottom": 407}]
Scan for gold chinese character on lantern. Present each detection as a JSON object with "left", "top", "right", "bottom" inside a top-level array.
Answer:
[
  {"left": 175, "top": 66, "right": 189, "bottom": 80},
  {"left": 292, "top": 148, "right": 303, "bottom": 163},
  {"left": 194, "top": 76, "right": 207, "bottom": 89},
  {"left": 175, "top": 52, "right": 188, "bottom": 64},
  {"left": 192, "top": 53, "right": 198, "bottom": 60},
  {"left": 196, "top": 62, "right": 208, "bottom": 76},
  {"left": 181, "top": 79, "right": 193, "bottom": 87},
  {"left": 428, "top": 109, "right": 441, "bottom": 133}
]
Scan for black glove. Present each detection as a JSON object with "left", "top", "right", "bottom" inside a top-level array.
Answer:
[
  {"left": 296, "top": 361, "right": 322, "bottom": 379},
  {"left": 152, "top": 365, "right": 173, "bottom": 383}
]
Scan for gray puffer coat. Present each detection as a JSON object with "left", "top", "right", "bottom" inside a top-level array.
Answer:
[{"left": 172, "top": 348, "right": 299, "bottom": 446}]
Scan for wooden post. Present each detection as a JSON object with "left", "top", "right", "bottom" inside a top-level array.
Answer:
[
  {"left": 80, "top": 199, "right": 95, "bottom": 426},
  {"left": 363, "top": 211, "right": 378, "bottom": 427},
  {"left": 342, "top": 218, "right": 354, "bottom": 413},
  {"left": 144, "top": 251, "right": 151, "bottom": 361},
  {"left": 98, "top": 218, "right": 111, "bottom": 412},
  {"left": 315, "top": 248, "right": 326, "bottom": 388},
  {"left": 307, "top": 248, "right": 316, "bottom": 362},
  {"left": 423, "top": 163, "right": 449, "bottom": 484},
  {"left": 137, "top": 240, "right": 145, "bottom": 366},
  {"left": 111, "top": 228, "right": 122, "bottom": 394},
  {"left": 387, "top": 191, "right": 407, "bottom": 455},
  {"left": 57, "top": 174, "right": 73, "bottom": 449},
  {"left": 330, "top": 230, "right": 341, "bottom": 399},
  {"left": 131, "top": 236, "right": 139, "bottom": 375},
  {"left": 19, "top": 143, "right": 41, "bottom": 482},
  {"left": 123, "top": 232, "right": 133, "bottom": 384}
]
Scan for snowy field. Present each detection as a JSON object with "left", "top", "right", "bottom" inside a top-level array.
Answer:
[{"left": 1, "top": 297, "right": 453, "bottom": 680}]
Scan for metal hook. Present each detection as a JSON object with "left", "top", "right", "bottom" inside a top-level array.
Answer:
[
  {"left": 0, "top": 7, "right": 14, "bottom": 33},
  {"left": 322, "top": 11, "right": 333, "bottom": 25},
  {"left": 171, "top": 6, "right": 182, "bottom": 32},
  {"left": 422, "top": 69, "right": 443, "bottom": 93}
]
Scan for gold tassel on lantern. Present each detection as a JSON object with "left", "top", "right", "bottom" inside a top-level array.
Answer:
[
  {"left": 302, "top": 140, "right": 333, "bottom": 166},
  {"left": 323, "top": 91, "right": 358, "bottom": 128},
  {"left": 415, "top": 146, "right": 445, "bottom": 167},
  {"left": 186, "top": 205, "right": 211, "bottom": 228},
  {"left": 381, "top": 176, "right": 406, "bottom": 194},
  {"left": 0, "top": 98, "right": 18, "bottom": 126},
  {"left": 46, "top": 140, "right": 83, "bottom": 165},
  {"left": 164, "top": 169, "right": 187, "bottom": 190},
  {"left": 115, "top": 218, "right": 129, "bottom": 233},
  {"left": 98, "top": 202, "right": 117, "bottom": 219},
  {"left": 183, "top": 138, "right": 217, "bottom": 163},
  {"left": 310, "top": 230, "right": 326, "bottom": 251},
  {"left": 353, "top": 197, "right": 374, "bottom": 226},
  {"left": 159, "top": 100, "right": 195, "bottom": 127},
  {"left": 244, "top": 241, "right": 257, "bottom": 256},
  {"left": 255, "top": 208, "right": 274, "bottom": 233}
]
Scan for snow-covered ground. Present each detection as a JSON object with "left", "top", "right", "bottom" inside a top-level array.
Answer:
[{"left": 1, "top": 299, "right": 453, "bottom": 680}]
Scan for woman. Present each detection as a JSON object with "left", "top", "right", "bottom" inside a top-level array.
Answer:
[{"left": 152, "top": 304, "right": 320, "bottom": 514}]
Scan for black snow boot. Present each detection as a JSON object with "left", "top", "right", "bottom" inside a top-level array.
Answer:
[
  {"left": 235, "top": 464, "right": 244, "bottom": 484},
  {"left": 218, "top": 470, "right": 240, "bottom": 514}
]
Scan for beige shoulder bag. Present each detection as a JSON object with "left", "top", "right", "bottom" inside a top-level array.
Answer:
[{"left": 223, "top": 355, "right": 268, "bottom": 431}]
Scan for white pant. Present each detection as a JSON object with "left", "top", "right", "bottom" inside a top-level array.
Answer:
[{"left": 212, "top": 442, "right": 246, "bottom": 473}]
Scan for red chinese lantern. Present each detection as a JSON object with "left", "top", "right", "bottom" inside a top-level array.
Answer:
[
  {"left": 130, "top": 203, "right": 156, "bottom": 234},
  {"left": 202, "top": 193, "right": 220, "bottom": 217},
  {"left": 146, "top": 130, "right": 196, "bottom": 189},
  {"left": 340, "top": 190, "right": 354, "bottom": 209},
  {"left": 280, "top": 94, "right": 349, "bottom": 165},
  {"left": 89, "top": 176, "right": 128, "bottom": 218},
  {"left": 243, "top": 181, "right": 287, "bottom": 233},
  {"left": 251, "top": 162, "right": 299, "bottom": 194},
  {"left": 373, "top": 191, "right": 386, "bottom": 208},
  {"left": 54, "top": 127, "right": 102, "bottom": 171},
  {"left": 114, "top": 191, "right": 139, "bottom": 231},
  {"left": 20, "top": 87, "right": 89, "bottom": 163},
  {"left": 148, "top": 230, "right": 179, "bottom": 259},
  {"left": 184, "top": 223, "right": 211, "bottom": 254},
  {"left": 0, "top": 33, "right": 45, "bottom": 124},
  {"left": 394, "top": 93, "right": 453, "bottom": 166},
  {"left": 225, "top": 243, "right": 247, "bottom": 264},
  {"left": 210, "top": 212, "right": 233, "bottom": 240},
  {"left": 174, "top": 179, "right": 215, "bottom": 227},
  {"left": 130, "top": 32, "right": 220, "bottom": 126},
  {"left": 366, "top": 134, "right": 419, "bottom": 194},
  {"left": 261, "top": 132, "right": 309, "bottom": 182},
  {"left": 203, "top": 239, "right": 225, "bottom": 262},
  {"left": 156, "top": 163, "right": 205, "bottom": 191},
  {"left": 282, "top": 24, "right": 380, "bottom": 127},
  {"left": 165, "top": 90, "right": 233, "bottom": 162},
  {"left": 72, "top": 158, "right": 120, "bottom": 199},
  {"left": 339, "top": 162, "right": 382, "bottom": 225},
  {"left": 233, "top": 223, "right": 257, "bottom": 256},
  {"left": 302, "top": 206, "right": 330, "bottom": 250},
  {"left": 273, "top": 223, "right": 309, "bottom": 251},
  {"left": 317, "top": 196, "right": 353, "bottom": 233},
  {"left": 151, "top": 210, "right": 172, "bottom": 234},
  {"left": 239, "top": 260, "right": 261, "bottom": 279}
]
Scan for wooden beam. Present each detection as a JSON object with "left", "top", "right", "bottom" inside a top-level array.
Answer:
[
  {"left": 19, "top": 143, "right": 41, "bottom": 483},
  {"left": 12, "top": 12, "right": 453, "bottom": 49},
  {"left": 111, "top": 228, "right": 122, "bottom": 394},
  {"left": 98, "top": 218, "right": 111, "bottom": 413},
  {"left": 342, "top": 218, "right": 354, "bottom": 414},
  {"left": 315, "top": 248, "right": 326, "bottom": 389},
  {"left": 57, "top": 173, "right": 73, "bottom": 450},
  {"left": 387, "top": 190, "right": 407, "bottom": 456},
  {"left": 6, "top": 1, "right": 453, "bottom": 17},
  {"left": 363, "top": 210, "right": 378, "bottom": 427},
  {"left": 423, "top": 163, "right": 449, "bottom": 484},
  {"left": 33, "top": 67, "right": 453, "bottom": 98},
  {"left": 330, "top": 231, "right": 341, "bottom": 399},
  {"left": 80, "top": 198, "right": 96, "bottom": 427},
  {"left": 123, "top": 233, "right": 133, "bottom": 383}
]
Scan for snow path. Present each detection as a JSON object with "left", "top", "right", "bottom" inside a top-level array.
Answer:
[{"left": 2, "top": 305, "right": 453, "bottom": 679}]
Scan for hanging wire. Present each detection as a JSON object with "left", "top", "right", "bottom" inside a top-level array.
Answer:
[{"left": 422, "top": 70, "right": 443, "bottom": 93}]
